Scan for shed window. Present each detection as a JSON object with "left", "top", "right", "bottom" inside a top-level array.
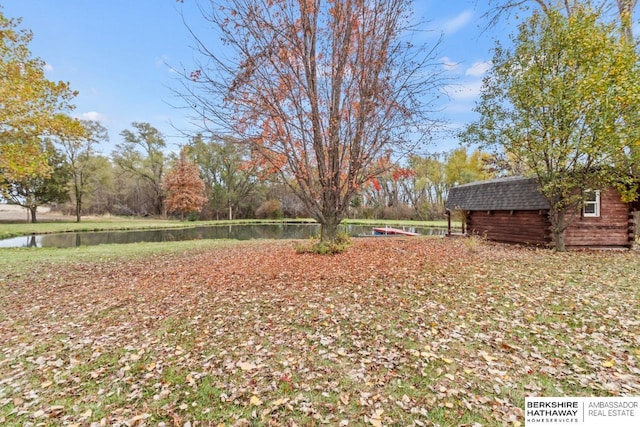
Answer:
[{"left": 583, "top": 190, "right": 600, "bottom": 217}]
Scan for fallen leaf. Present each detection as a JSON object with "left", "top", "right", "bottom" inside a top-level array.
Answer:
[
  {"left": 368, "top": 408, "right": 384, "bottom": 427},
  {"left": 186, "top": 373, "right": 196, "bottom": 386},
  {"left": 271, "top": 397, "right": 289, "bottom": 406},
  {"left": 46, "top": 405, "right": 65, "bottom": 418},
  {"left": 237, "top": 361, "right": 256, "bottom": 371},
  {"left": 479, "top": 351, "right": 496, "bottom": 362}
]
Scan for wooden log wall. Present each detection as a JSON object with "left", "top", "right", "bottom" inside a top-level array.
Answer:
[
  {"left": 467, "top": 210, "right": 550, "bottom": 245},
  {"left": 564, "top": 188, "right": 632, "bottom": 247}
]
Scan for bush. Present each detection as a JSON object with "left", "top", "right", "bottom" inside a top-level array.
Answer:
[
  {"left": 296, "top": 231, "right": 351, "bottom": 255},
  {"left": 464, "top": 232, "right": 487, "bottom": 254},
  {"left": 255, "top": 199, "right": 284, "bottom": 219},
  {"left": 358, "top": 206, "right": 376, "bottom": 219}
]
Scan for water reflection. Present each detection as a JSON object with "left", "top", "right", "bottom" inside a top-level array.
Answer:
[
  {"left": 0, "top": 223, "right": 448, "bottom": 249},
  {"left": 3, "top": 235, "right": 42, "bottom": 248}
]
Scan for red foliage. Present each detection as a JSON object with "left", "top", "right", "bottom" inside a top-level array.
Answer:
[
  {"left": 391, "top": 167, "right": 415, "bottom": 181},
  {"left": 370, "top": 177, "right": 382, "bottom": 192},
  {"left": 163, "top": 151, "right": 207, "bottom": 216}
]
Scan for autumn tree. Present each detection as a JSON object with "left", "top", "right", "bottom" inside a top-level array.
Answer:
[
  {"left": 361, "top": 154, "right": 420, "bottom": 219},
  {"left": 164, "top": 148, "right": 207, "bottom": 219},
  {"left": 465, "top": 8, "right": 640, "bottom": 250},
  {"left": 484, "top": 0, "right": 640, "bottom": 184},
  {"left": 485, "top": 0, "right": 638, "bottom": 43},
  {"left": 0, "top": 10, "right": 79, "bottom": 189},
  {"left": 399, "top": 149, "right": 493, "bottom": 220},
  {"left": 404, "top": 153, "right": 447, "bottom": 219},
  {"left": 0, "top": 140, "right": 71, "bottom": 223},
  {"left": 188, "top": 134, "right": 259, "bottom": 220},
  {"left": 113, "top": 122, "right": 167, "bottom": 215},
  {"left": 79, "top": 154, "right": 117, "bottom": 215},
  {"left": 180, "top": 0, "right": 443, "bottom": 242},
  {"left": 56, "top": 119, "right": 109, "bottom": 222},
  {"left": 444, "top": 148, "right": 493, "bottom": 188}
]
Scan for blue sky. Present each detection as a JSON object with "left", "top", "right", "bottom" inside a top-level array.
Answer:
[{"left": 3, "top": 0, "right": 510, "bottom": 154}]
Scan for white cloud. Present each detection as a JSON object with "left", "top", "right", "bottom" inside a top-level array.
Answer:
[
  {"left": 78, "top": 111, "right": 108, "bottom": 123},
  {"left": 43, "top": 63, "right": 54, "bottom": 72},
  {"left": 442, "top": 10, "right": 473, "bottom": 35},
  {"left": 441, "top": 56, "right": 459, "bottom": 72},
  {"left": 465, "top": 61, "right": 491, "bottom": 76}
]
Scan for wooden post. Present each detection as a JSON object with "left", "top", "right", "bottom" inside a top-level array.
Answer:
[
  {"left": 446, "top": 210, "right": 451, "bottom": 236},
  {"left": 462, "top": 211, "right": 467, "bottom": 235}
]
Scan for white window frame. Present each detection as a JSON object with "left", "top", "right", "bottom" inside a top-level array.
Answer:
[{"left": 583, "top": 190, "right": 600, "bottom": 218}]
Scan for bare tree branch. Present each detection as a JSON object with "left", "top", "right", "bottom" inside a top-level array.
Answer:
[{"left": 176, "top": 0, "right": 446, "bottom": 241}]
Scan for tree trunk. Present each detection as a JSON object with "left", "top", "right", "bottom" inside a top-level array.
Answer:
[
  {"left": 320, "top": 215, "right": 340, "bottom": 243},
  {"left": 549, "top": 208, "right": 567, "bottom": 252},
  {"left": 75, "top": 176, "right": 82, "bottom": 223},
  {"left": 29, "top": 206, "right": 38, "bottom": 224},
  {"left": 155, "top": 191, "right": 165, "bottom": 217},
  {"left": 76, "top": 198, "right": 82, "bottom": 223}
]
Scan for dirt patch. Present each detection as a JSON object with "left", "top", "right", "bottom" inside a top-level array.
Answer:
[{"left": 0, "top": 204, "right": 75, "bottom": 222}]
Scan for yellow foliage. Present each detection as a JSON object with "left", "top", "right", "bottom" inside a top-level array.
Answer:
[{"left": 1, "top": 11, "right": 78, "bottom": 182}]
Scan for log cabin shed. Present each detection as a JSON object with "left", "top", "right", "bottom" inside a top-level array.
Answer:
[{"left": 445, "top": 176, "right": 636, "bottom": 248}]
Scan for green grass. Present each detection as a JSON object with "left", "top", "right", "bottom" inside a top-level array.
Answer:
[{"left": 0, "top": 239, "right": 254, "bottom": 278}]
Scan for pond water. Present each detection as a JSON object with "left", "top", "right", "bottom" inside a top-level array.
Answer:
[{"left": 0, "top": 223, "right": 448, "bottom": 249}]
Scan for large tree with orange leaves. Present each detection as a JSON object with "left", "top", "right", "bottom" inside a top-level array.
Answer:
[
  {"left": 164, "top": 149, "right": 207, "bottom": 220},
  {"left": 180, "top": 0, "right": 443, "bottom": 242}
]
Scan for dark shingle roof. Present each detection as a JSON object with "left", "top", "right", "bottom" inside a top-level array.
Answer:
[{"left": 445, "top": 176, "right": 550, "bottom": 211}]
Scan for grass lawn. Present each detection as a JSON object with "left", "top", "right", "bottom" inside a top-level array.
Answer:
[{"left": 1, "top": 237, "right": 638, "bottom": 426}]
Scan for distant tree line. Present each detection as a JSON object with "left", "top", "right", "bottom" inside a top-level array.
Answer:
[{"left": 2, "top": 118, "right": 497, "bottom": 222}]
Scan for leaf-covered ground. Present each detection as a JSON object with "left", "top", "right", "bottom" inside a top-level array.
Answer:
[{"left": 1, "top": 238, "right": 639, "bottom": 426}]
